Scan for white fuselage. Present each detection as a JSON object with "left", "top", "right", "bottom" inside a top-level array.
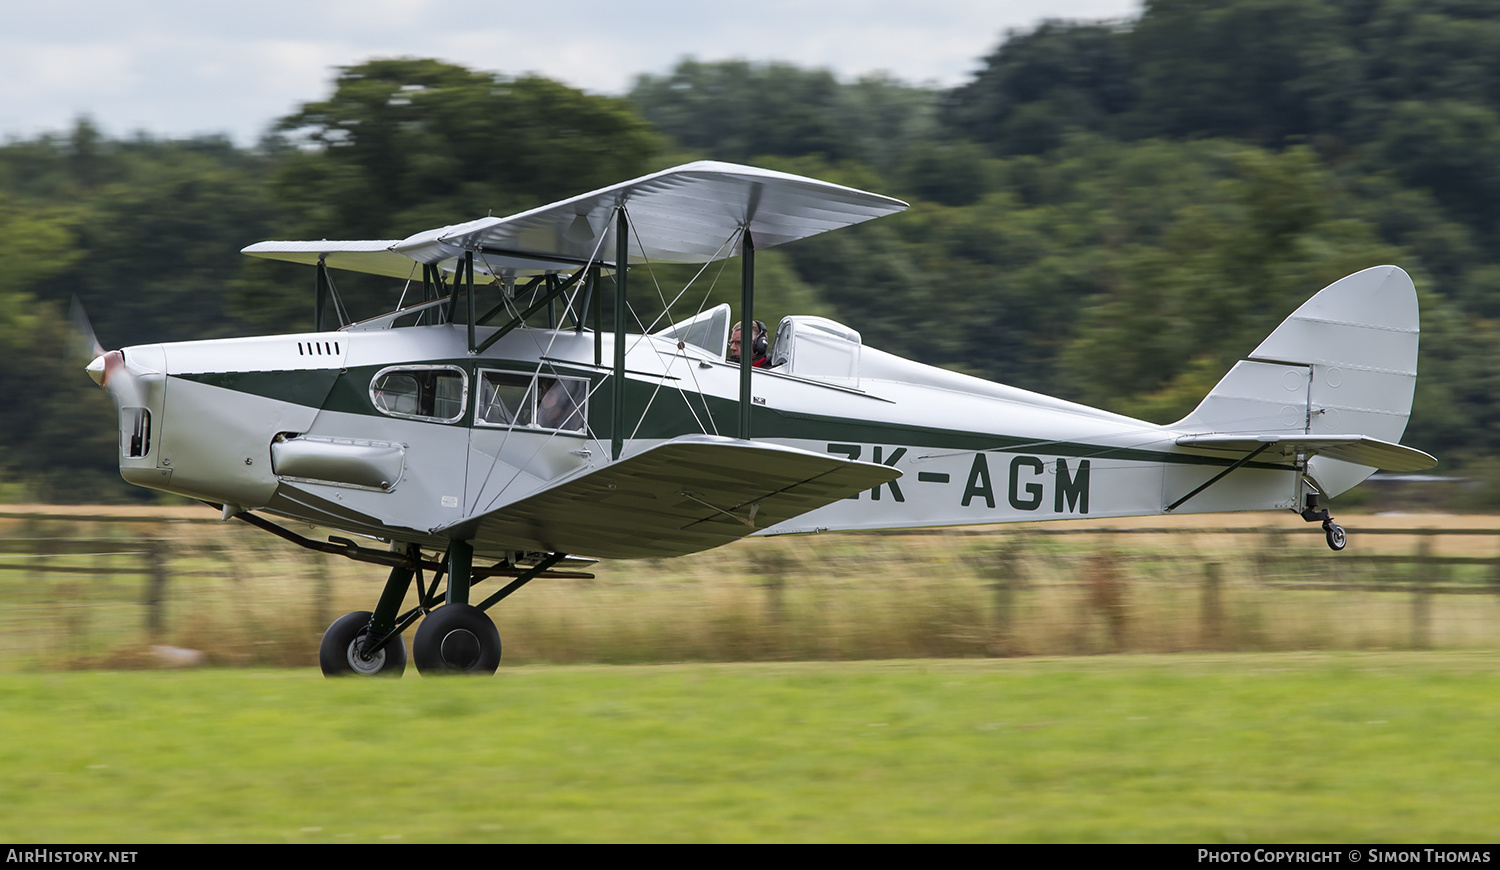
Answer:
[{"left": 112, "top": 320, "right": 1298, "bottom": 556}]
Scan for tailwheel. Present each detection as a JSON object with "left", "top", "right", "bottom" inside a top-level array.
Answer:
[
  {"left": 1323, "top": 521, "right": 1347, "bottom": 552},
  {"left": 413, "top": 604, "right": 502, "bottom": 676},
  {"left": 320, "top": 611, "right": 407, "bottom": 677}
]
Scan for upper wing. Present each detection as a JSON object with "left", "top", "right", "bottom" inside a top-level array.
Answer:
[
  {"left": 243, "top": 160, "right": 908, "bottom": 279},
  {"left": 436, "top": 436, "right": 901, "bottom": 560},
  {"left": 1175, "top": 433, "right": 1437, "bottom": 472}
]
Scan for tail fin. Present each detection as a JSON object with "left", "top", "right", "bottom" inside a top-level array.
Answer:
[{"left": 1174, "top": 265, "right": 1421, "bottom": 497}]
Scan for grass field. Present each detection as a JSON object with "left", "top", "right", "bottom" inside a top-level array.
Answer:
[
  {"left": 2, "top": 653, "right": 1498, "bottom": 842},
  {"left": 6, "top": 508, "right": 1500, "bottom": 669}
]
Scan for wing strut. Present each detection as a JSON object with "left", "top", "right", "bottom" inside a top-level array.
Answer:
[
  {"left": 314, "top": 256, "right": 351, "bottom": 331},
  {"left": 1164, "top": 443, "right": 1273, "bottom": 513},
  {"left": 740, "top": 227, "right": 755, "bottom": 440},
  {"left": 473, "top": 267, "right": 586, "bottom": 354},
  {"left": 612, "top": 207, "right": 628, "bottom": 460}
]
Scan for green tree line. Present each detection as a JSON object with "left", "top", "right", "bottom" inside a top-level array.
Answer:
[{"left": 5, "top": 0, "right": 1499, "bottom": 501}]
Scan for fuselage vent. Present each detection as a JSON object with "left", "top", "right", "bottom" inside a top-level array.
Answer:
[{"left": 296, "top": 341, "right": 340, "bottom": 357}]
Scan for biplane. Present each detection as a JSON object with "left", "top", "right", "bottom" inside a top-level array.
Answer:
[{"left": 83, "top": 161, "right": 1436, "bottom": 677}]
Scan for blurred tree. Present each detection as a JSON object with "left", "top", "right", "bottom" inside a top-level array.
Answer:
[
  {"left": 1058, "top": 146, "right": 1403, "bottom": 421},
  {"left": 943, "top": 20, "right": 1135, "bottom": 154},
  {"left": 1402, "top": 305, "right": 1500, "bottom": 463},
  {"left": 1129, "top": 0, "right": 1362, "bottom": 146},
  {"left": 895, "top": 140, "right": 996, "bottom": 207},
  {"left": 49, "top": 150, "right": 277, "bottom": 348},
  {"left": 244, "top": 59, "right": 661, "bottom": 329},
  {"left": 0, "top": 195, "right": 124, "bottom": 501},
  {"left": 1374, "top": 100, "right": 1500, "bottom": 234},
  {"left": 0, "top": 194, "right": 78, "bottom": 346},
  {"left": 630, "top": 60, "right": 939, "bottom": 171},
  {"left": 0, "top": 309, "right": 124, "bottom": 502},
  {"left": 1351, "top": 0, "right": 1500, "bottom": 116},
  {"left": 275, "top": 59, "right": 659, "bottom": 240}
]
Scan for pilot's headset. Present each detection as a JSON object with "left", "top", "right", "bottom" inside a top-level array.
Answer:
[{"left": 751, "top": 320, "right": 768, "bottom": 357}]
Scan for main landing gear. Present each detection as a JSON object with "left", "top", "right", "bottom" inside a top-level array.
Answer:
[
  {"left": 219, "top": 511, "right": 585, "bottom": 678},
  {"left": 312, "top": 542, "right": 574, "bottom": 678},
  {"left": 1301, "top": 493, "right": 1346, "bottom": 551}
]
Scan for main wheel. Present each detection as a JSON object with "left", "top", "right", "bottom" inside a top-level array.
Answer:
[
  {"left": 1324, "top": 522, "right": 1347, "bottom": 551},
  {"left": 413, "top": 604, "right": 502, "bottom": 676},
  {"left": 320, "top": 611, "right": 407, "bottom": 677}
]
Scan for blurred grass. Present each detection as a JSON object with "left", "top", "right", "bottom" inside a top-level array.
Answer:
[
  {"left": 3, "top": 508, "right": 1500, "bottom": 669},
  {"left": 0, "top": 654, "right": 1497, "bottom": 842}
]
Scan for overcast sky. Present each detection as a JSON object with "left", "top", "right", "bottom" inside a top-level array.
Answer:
[{"left": 0, "top": 0, "right": 1142, "bottom": 145}]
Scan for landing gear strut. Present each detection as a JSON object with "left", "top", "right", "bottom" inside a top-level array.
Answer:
[
  {"left": 225, "top": 509, "right": 587, "bottom": 678},
  {"left": 260, "top": 529, "right": 583, "bottom": 677},
  {"left": 1301, "top": 493, "right": 1346, "bottom": 551},
  {"left": 407, "top": 541, "right": 505, "bottom": 676}
]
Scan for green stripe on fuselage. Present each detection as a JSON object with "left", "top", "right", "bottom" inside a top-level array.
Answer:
[
  {"left": 173, "top": 370, "right": 341, "bottom": 409},
  {"left": 176, "top": 365, "right": 1284, "bottom": 471}
]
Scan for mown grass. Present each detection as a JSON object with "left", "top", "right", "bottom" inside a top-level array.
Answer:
[{"left": 0, "top": 653, "right": 1496, "bottom": 842}]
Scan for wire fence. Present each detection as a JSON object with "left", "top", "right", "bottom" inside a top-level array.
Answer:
[{"left": 2, "top": 510, "right": 1498, "bottom": 668}]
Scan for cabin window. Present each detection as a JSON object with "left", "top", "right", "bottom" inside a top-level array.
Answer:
[
  {"left": 476, "top": 371, "right": 588, "bottom": 433},
  {"left": 369, "top": 366, "right": 468, "bottom": 423},
  {"left": 476, "top": 372, "right": 535, "bottom": 427},
  {"left": 652, "top": 303, "right": 731, "bottom": 357}
]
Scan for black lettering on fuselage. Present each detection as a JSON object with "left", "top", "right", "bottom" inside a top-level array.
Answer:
[
  {"left": 962, "top": 453, "right": 995, "bottom": 508},
  {"left": 870, "top": 445, "right": 906, "bottom": 502},
  {"left": 828, "top": 443, "right": 905, "bottom": 501},
  {"left": 1055, "top": 458, "right": 1090, "bottom": 514},
  {"left": 1009, "top": 456, "right": 1044, "bottom": 511},
  {"left": 961, "top": 453, "right": 1092, "bottom": 514}
]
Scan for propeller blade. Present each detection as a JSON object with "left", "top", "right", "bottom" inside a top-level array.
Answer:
[
  {"left": 73, "top": 299, "right": 144, "bottom": 409},
  {"left": 69, "top": 296, "right": 105, "bottom": 362}
]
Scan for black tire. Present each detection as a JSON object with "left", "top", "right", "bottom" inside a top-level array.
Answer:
[
  {"left": 1325, "top": 522, "right": 1347, "bottom": 551},
  {"left": 319, "top": 611, "right": 407, "bottom": 677},
  {"left": 413, "top": 604, "right": 502, "bottom": 676}
]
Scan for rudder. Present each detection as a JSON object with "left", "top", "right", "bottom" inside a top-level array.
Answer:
[{"left": 1174, "top": 266, "right": 1420, "bottom": 496}]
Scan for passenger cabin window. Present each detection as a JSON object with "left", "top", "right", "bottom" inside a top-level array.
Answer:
[
  {"left": 370, "top": 367, "right": 467, "bottom": 423},
  {"left": 477, "top": 372, "right": 587, "bottom": 433}
]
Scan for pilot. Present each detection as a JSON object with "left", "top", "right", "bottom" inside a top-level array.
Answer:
[
  {"left": 728, "top": 320, "right": 769, "bottom": 368},
  {"left": 537, "top": 379, "right": 581, "bottom": 430}
]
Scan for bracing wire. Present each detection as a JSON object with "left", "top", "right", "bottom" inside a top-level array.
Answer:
[{"left": 466, "top": 208, "right": 618, "bottom": 515}]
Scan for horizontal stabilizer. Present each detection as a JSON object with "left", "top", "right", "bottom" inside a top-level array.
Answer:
[
  {"left": 436, "top": 436, "right": 901, "bottom": 560},
  {"left": 1175, "top": 434, "right": 1437, "bottom": 473}
]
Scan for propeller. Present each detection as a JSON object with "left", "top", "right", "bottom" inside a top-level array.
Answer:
[{"left": 72, "top": 297, "right": 143, "bottom": 410}]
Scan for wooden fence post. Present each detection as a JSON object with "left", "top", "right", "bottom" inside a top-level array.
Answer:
[
  {"left": 314, "top": 555, "right": 331, "bottom": 633},
  {"left": 1412, "top": 536, "right": 1433, "bottom": 649},
  {"left": 1201, "top": 561, "right": 1225, "bottom": 649},
  {"left": 144, "top": 539, "right": 168, "bottom": 639}
]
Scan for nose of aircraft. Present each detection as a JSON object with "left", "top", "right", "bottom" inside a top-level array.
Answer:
[
  {"left": 84, "top": 349, "right": 144, "bottom": 411},
  {"left": 85, "top": 349, "right": 128, "bottom": 390},
  {"left": 86, "top": 353, "right": 107, "bottom": 386}
]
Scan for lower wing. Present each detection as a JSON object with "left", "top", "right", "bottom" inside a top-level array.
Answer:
[{"left": 435, "top": 435, "right": 901, "bottom": 559}]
